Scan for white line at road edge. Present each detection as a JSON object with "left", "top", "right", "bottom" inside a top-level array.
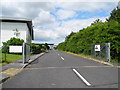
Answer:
[
  {"left": 73, "top": 69, "right": 91, "bottom": 86},
  {"left": 61, "top": 57, "right": 64, "bottom": 60}
]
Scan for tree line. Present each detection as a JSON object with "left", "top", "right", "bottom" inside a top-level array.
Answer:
[
  {"left": 56, "top": 6, "right": 120, "bottom": 62},
  {"left": 2, "top": 37, "right": 50, "bottom": 54}
]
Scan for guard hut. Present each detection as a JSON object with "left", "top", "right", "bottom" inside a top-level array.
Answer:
[{"left": 0, "top": 16, "right": 34, "bottom": 46}]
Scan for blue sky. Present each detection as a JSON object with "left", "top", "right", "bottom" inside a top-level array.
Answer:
[{"left": 1, "top": 0, "right": 119, "bottom": 45}]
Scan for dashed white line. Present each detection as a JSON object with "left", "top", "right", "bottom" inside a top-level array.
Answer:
[
  {"left": 61, "top": 57, "right": 64, "bottom": 61},
  {"left": 73, "top": 68, "right": 91, "bottom": 86}
]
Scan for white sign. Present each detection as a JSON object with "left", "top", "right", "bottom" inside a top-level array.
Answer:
[
  {"left": 9, "top": 46, "right": 22, "bottom": 53},
  {"left": 95, "top": 45, "right": 100, "bottom": 51}
]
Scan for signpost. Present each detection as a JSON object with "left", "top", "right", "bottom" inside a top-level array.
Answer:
[{"left": 95, "top": 45, "right": 100, "bottom": 51}]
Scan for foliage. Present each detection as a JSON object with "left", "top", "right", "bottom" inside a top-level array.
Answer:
[
  {"left": 65, "top": 32, "right": 76, "bottom": 41},
  {"left": 3, "top": 37, "right": 24, "bottom": 45},
  {"left": 108, "top": 7, "right": 120, "bottom": 23},
  {"left": 2, "top": 37, "right": 24, "bottom": 53},
  {"left": 56, "top": 6, "right": 120, "bottom": 61},
  {"left": 44, "top": 43, "right": 50, "bottom": 50},
  {"left": 30, "top": 43, "right": 42, "bottom": 54},
  {"left": 30, "top": 43, "right": 50, "bottom": 54}
]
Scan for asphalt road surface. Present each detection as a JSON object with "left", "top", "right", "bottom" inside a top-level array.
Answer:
[{"left": 2, "top": 50, "right": 119, "bottom": 88}]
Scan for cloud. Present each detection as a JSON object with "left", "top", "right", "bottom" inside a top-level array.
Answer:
[
  {"left": 1, "top": 1, "right": 118, "bottom": 44},
  {"left": 33, "top": 10, "right": 55, "bottom": 27},
  {"left": 34, "top": 17, "right": 107, "bottom": 42},
  {"left": 34, "top": 29, "right": 59, "bottom": 41},
  {"left": 118, "top": 1, "right": 120, "bottom": 9},
  {"left": 1, "top": 2, "right": 54, "bottom": 19},
  {"left": 55, "top": 17, "right": 107, "bottom": 36},
  {"left": 55, "top": 2, "right": 118, "bottom": 12},
  {"left": 56, "top": 9, "right": 76, "bottom": 20}
]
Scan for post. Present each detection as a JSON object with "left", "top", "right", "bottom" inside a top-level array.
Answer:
[
  {"left": 4, "top": 45, "right": 7, "bottom": 62},
  {"left": 22, "top": 43, "right": 25, "bottom": 64},
  {"left": 106, "top": 43, "right": 110, "bottom": 62}
]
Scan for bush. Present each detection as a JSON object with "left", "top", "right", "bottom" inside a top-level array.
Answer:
[
  {"left": 2, "top": 37, "right": 24, "bottom": 53},
  {"left": 30, "top": 43, "right": 42, "bottom": 54}
]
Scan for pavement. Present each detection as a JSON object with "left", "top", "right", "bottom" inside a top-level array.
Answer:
[
  {"left": 0, "top": 52, "right": 45, "bottom": 84},
  {"left": 2, "top": 50, "right": 119, "bottom": 88}
]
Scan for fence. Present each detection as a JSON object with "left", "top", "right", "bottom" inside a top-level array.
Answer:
[{"left": 91, "top": 43, "right": 110, "bottom": 62}]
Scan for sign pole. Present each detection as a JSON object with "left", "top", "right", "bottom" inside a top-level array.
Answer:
[
  {"left": 22, "top": 43, "right": 25, "bottom": 64},
  {"left": 106, "top": 43, "right": 110, "bottom": 62}
]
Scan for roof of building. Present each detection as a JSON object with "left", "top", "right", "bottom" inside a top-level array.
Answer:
[
  {"left": 0, "top": 16, "right": 34, "bottom": 40},
  {"left": 35, "top": 43, "right": 54, "bottom": 45}
]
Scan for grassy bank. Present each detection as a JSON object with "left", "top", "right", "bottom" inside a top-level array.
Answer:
[
  {"left": 58, "top": 50, "right": 119, "bottom": 63},
  {"left": 0, "top": 53, "right": 22, "bottom": 66}
]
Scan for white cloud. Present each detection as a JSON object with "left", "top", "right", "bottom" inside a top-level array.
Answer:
[
  {"left": 56, "top": 9, "right": 76, "bottom": 20},
  {"left": 33, "top": 10, "right": 55, "bottom": 27},
  {"left": 1, "top": 2, "right": 54, "bottom": 19},
  {"left": 34, "top": 29, "right": 59, "bottom": 41},
  {"left": 55, "top": 2, "right": 118, "bottom": 12},
  {"left": 1, "top": 1, "right": 118, "bottom": 44}
]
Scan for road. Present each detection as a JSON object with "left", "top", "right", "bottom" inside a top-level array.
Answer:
[{"left": 2, "top": 50, "right": 119, "bottom": 88}]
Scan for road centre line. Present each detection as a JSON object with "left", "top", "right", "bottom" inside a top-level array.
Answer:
[
  {"left": 61, "top": 57, "right": 64, "bottom": 60},
  {"left": 73, "top": 68, "right": 91, "bottom": 86}
]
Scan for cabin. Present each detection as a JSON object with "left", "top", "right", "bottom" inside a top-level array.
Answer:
[{"left": 0, "top": 16, "right": 34, "bottom": 46}]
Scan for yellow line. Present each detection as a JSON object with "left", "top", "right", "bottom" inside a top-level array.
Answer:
[{"left": 0, "top": 68, "right": 20, "bottom": 75}]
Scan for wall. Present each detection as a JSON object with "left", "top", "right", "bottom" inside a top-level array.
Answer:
[{"left": 1, "top": 22, "right": 31, "bottom": 46}]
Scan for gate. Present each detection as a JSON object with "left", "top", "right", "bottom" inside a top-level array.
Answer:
[
  {"left": 22, "top": 43, "right": 30, "bottom": 64},
  {"left": 91, "top": 43, "right": 110, "bottom": 62}
]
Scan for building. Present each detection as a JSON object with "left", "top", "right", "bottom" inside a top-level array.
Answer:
[{"left": 0, "top": 16, "right": 34, "bottom": 46}]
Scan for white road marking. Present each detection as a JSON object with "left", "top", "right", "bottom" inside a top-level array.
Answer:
[
  {"left": 73, "top": 68, "right": 91, "bottom": 86},
  {"left": 58, "top": 54, "right": 59, "bottom": 56},
  {"left": 61, "top": 57, "right": 64, "bottom": 61}
]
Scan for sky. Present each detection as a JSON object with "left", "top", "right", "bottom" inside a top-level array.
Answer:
[{"left": 0, "top": 0, "right": 119, "bottom": 45}]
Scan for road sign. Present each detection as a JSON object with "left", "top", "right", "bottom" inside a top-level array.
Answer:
[
  {"left": 95, "top": 45, "right": 100, "bottom": 51},
  {"left": 9, "top": 46, "right": 22, "bottom": 53}
]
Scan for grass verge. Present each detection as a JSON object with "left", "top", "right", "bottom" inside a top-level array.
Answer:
[{"left": 0, "top": 53, "right": 22, "bottom": 66}]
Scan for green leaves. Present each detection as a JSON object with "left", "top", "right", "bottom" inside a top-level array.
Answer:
[
  {"left": 2, "top": 38, "right": 24, "bottom": 53},
  {"left": 3, "top": 37, "right": 24, "bottom": 46},
  {"left": 108, "top": 7, "right": 120, "bottom": 23}
]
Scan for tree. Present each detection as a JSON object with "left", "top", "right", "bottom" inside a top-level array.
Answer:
[
  {"left": 43, "top": 43, "right": 50, "bottom": 50},
  {"left": 91, "top": 19, "right": 102, "bottom": 25},
  {"left": 30, "top": 43, "right": 42, "bottom": 54},
  {"left": 2, "top": 37, "right": 24, "bottom": 53},
  {"left": 3, "top": 37, "right": 24, "bottom": 45},
  {"left": 108, "top": 6, "right": 120, "bottom": 23},
  {"left": 65, "top": 32, "right": 76, "bottom": 41}
]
